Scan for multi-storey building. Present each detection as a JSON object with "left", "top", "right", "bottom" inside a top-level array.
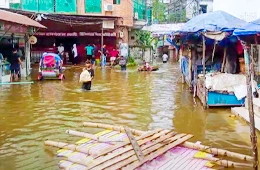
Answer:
[
  {"left": 167, "top": 0, "right": 213, "bottom": 21},
  {"left": 3, "top": 0, "right": 148, "bottom": 50}
]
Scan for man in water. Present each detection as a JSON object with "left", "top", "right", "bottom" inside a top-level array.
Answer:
[
  {"left": 162, "top": 53, "right": 169, "bottom": 63},
  {"left": 9, "top": 49, "right": 22, "bottom": 82},
  {"left": 85, "top": 44, "right": 94, "bottom": 61},
  {"left": 81, "top": 63, "right": 94, "bottom": 90}
]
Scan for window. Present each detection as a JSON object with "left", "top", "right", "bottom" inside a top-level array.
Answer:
[
  {"left": 113, "top": 0, "right": 120, "bottom": 4},
  {"left": 85, "top": 0, "right": 101, "bottom": 13},
  {"left": 200, "top": 5, "right": 207, "bottom": 14}
]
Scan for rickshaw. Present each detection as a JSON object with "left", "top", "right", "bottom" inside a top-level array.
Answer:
[{"left": 38, "top": 53, "right": 65, "bottom": 81}]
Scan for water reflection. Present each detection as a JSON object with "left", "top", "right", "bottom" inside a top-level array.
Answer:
[{"left": 0, "top": 62, "right": 259, "bottom": 170}]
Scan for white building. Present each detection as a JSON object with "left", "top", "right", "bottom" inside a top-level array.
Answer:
[
  {"left": 167, "top": 0, "right": 213, "bottom": 20},
  {"left": 0, "top": 0, "right": 9, "bottom": 8},
  {"left": 213, "top": 0, "right": 260, "bottom": 22}
]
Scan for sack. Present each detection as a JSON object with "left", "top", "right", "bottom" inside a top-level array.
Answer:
[{"left": 79, "top": 70, "right": 91, "bottom": 82}]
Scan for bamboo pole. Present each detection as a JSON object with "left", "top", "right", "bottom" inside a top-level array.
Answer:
[
  {"left": 202, "top": 35, "right": 207, "bottom": 108},
  {"left": 221, "top": 47, "right": 227, "bottom": 72},
  {"left": 211, "top": 40, "right": 217, "bottom": 62},
  {"left": 44, "top": 140, "right": 96, "bottom": 155},
  {"left": 83, "top": 122, "right": 145, "bottom": 136},
  {"left": 182, "top": 141, "right": 254, "bottom": 162},
  {"left": 66, "top": 129, "right": 253, "bottom": 162},
  {"left": 243, "top": 41, "right": 259, "bottom": 170},
  {"left": 65, "top": 130, "right": 125, "bottom": 143},
  {"left": 94, "top": 134, "right": 192, "bottom": 170},
  {"left": 194, "top": 156, "right": 253, "bottom": 169}
]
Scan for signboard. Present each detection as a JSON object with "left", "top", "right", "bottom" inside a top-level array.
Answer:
[
  {"left": 29, "top": 36, "right": 37, "bottom": 44},
  {"left": 102, "top": 20, "right": 114, "bottom": 29},
  {"left": 119, "top": 43, "right": 129, "bottom": 58},
  {"left": 35, "top": 32, "right": 117, "bottom": 37},
  {"left": 0, "top": 22, "right": 27, "bottom": 33}
]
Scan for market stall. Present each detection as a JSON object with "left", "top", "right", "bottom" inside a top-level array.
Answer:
[
  {"left": 178, "top": 11, "right": 249, "bottom": 107},
  {"left": 0, "top": 9, "right": 46, "bottom": 83}
]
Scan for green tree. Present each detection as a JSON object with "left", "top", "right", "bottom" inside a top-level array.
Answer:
[
  {"left": 135, "top": 30, "right": 153, "bottom": 47},
  {"left": 168, "top": 10, "right": 187, "bottom": 23},
  {"left": 135, "top": 30, "right": 154, "bottom": 59},
  {"left": 152, "top": 0, "right": 166, "bottom": 23}
]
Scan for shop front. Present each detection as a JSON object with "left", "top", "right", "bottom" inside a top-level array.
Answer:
[
  {"left": 26, "top": 15, "right": 120, "bottom": 64},
  {"left": 32, "top": 31, "right": 117, "bottom": 63},
  {"left": 0, "top": 9, "right": 46, "bottom": 83}
]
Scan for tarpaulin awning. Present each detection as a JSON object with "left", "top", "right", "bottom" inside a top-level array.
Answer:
[
  {"left": 0, "top": 10, "right": 46, "bottom": 29},
  {"left": 233, "top": 18, "right": 260, "bottom": 36},
  {"left": 142, "top": 23, "right": 184, "bottom": 34},
  {"left": 180, "top": 11, "right": 246, "bottom": 33}
]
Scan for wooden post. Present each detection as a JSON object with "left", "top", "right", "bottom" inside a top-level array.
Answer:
[
  {"left": 188, "top": 46, "right": 192, "bottom": 89},
  {"left": 243, "top": 43, "right": 259, "bottom": 170},
  {"left": 24, "top": 34, "right": 31, "bottom": 76},
  {"left": 221, "top": 47, "right": 227, "bottom": 72},
  {"left": 202, "top": 35, "right": 207, "bottom": 108}
]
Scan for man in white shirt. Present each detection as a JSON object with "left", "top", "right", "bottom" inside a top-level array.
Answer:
[
  {"left": 162, "top": 53, "right": 169, "bottom": 63},
  {"left": 58, "top": 43, "right": 64, "bottom": 55}
]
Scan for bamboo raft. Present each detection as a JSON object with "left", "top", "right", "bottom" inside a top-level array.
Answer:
[{"left": 44, "top": 122, "right": 254, "bottom": 170}]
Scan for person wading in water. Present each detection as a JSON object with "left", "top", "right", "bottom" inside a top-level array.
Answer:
[
  {"left": 9, "top": 48, "right": 23, "bottom": 82},
  {"left": 79, "top": 63, "right": 94, "bottom": 90}
]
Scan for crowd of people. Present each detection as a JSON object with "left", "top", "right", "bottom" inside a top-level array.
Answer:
[{"left": 56, "top": 43, "right": 124, "bottom": 68}]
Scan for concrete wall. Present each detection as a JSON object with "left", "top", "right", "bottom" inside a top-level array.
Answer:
[
  {"left": 77, "top": 0, "right": 134, "bottom": 27},
  {"left": 0, "top": 0, "right": 9, "bottom": 8},
  {"left": 186, "top": 0, "right": 213, "bottom": 19}
]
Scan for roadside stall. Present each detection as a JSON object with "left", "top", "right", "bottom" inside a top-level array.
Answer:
[
  {"left": 178, "top": 11, "right": 249, "bottom": 107},
  {"left": 232, "top": 19, "right": 260, "bottom": 170},
  {"left": 0, "top": 9, "right": 46, "bottom": 83}
]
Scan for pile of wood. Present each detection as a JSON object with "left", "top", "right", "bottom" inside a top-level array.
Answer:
[{"left": 44, "top": 122, "right": 254, "bottom": 170}]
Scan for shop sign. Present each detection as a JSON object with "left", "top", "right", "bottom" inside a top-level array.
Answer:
[
  {"left": 3, "top": 22, "right": 27, "bottom": 33},
  {"left": 102, "top": 20, "right": 114, "bottom": 29},
  {"left": 35, "top": 32, "right": 117, "bottom": 37},
  {"left": 29, "top": 36, "right": 37, "bottom": 45}
]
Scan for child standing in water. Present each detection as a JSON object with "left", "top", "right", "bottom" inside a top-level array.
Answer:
[{"left": 80, "top": 64, "right": 94, "bottom": 90}]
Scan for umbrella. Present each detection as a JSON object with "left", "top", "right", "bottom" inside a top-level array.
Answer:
[{"left": 180, "top": 11, "right": 246, "bottom": 33}]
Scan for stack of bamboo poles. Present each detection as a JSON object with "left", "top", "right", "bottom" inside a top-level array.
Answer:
[{"left": 45, "top": 122, "right": 254, "bottom": 169}]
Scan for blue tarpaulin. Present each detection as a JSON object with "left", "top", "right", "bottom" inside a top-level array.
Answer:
[
  {"left": 233, "top": 18, "right": 260, "bottom": 36},
  {"left": 180, "top": 11, "right": 246, "bottom": 33}
]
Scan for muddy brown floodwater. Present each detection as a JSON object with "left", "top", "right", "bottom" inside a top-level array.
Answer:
[{"left": 0, "top": 60, "right": 259, "bottom": 170}]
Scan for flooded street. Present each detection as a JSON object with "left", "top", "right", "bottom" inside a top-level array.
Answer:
[{"left": 0, "top": 60, "right": 259, "bottom": 170}]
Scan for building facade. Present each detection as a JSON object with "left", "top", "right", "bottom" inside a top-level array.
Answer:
[
  {"left": 167, "top": 0, "right": 213, "bottom": 21},
  {"left": 7, "top": 0, "right": 148, "bottom": 44},
  {"left": 0, "top": 0, "right": 9, "bottom": 8}
]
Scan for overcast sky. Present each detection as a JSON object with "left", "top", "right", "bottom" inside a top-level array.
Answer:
[{"left": 213, "top": 0, "right": 260, "bottom": 22}]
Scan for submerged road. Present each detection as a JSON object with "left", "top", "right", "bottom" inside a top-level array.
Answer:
[{"left": 0, "top": 60, "right": 259, "bottom": 170}]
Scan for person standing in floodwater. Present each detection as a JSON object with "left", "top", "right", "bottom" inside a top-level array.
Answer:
[
  {"left": 80, "top": 63, "right": 94, "bottom": 90},
  {"left": 162, "top": 53, "right": 169, "bottom": 63},
  {"left": 9, "top": 49, "right": 23, "bottom": 82},
  {"left": 72, "top": 44, "right": 78, "bottom": 65},
  {"left": 119, "top": 56, "right": 127, "bottom": 71}
]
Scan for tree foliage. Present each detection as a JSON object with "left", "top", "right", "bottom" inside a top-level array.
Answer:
[
  {"left": 135, "top": 30, "right": 153, "bottom": 47},
  {"left": 168, "top": 10, "right": 186, "bottom": 23},
  {"left": 152, "top": 0, "right": 166, "bottom": 23}
]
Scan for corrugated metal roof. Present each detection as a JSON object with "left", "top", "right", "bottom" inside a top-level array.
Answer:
[{"left": 0, "top": 10, "right": 46, "bottom": 29}]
